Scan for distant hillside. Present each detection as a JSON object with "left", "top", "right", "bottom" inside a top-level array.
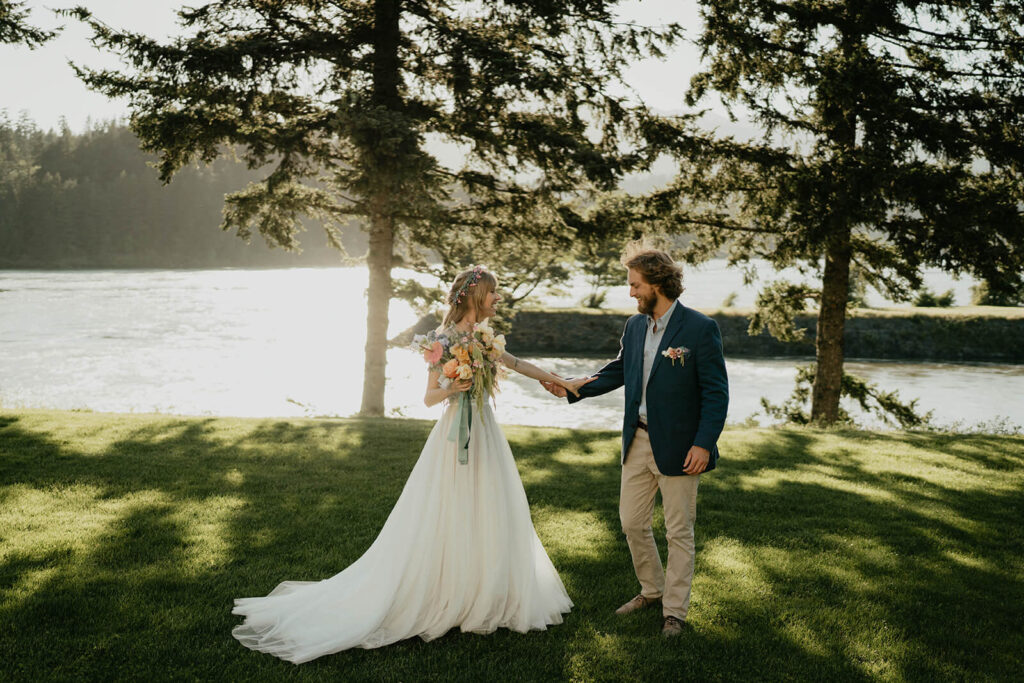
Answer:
[
  {"left": 0, "top": 115, "right": 365, "bottom": 268},
  {"left": 0, "top": 112, "right": 760, "bottom": 269}
]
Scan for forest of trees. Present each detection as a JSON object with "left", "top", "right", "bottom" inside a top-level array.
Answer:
[{"left": 0, "top": 113, "right": 365, "bottom": 268}]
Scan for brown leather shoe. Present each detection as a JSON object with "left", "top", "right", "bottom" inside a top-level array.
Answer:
[
  {"left": 614, "top": 594, "right": 660, "bottom": 615},
  {"left": 662, "top": 615, "right": 685, "bottom": 637}
]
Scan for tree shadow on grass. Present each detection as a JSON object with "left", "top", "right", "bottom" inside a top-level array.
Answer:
[
  {"left": 695, "top": 428, "right": 1024, "bottom": 680},
  {"left": 0, "top": 415, "right": 430, "bottom": 679},
  {"left": 2, "top": 415, "right": 616, "bottom": 680},
  {"left": 1, "top": 416, "right": 1022, "bottom": 680}
]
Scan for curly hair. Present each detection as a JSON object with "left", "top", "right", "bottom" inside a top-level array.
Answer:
[{"left": 621, "top": 242, "right": 684, "bottom": 300}]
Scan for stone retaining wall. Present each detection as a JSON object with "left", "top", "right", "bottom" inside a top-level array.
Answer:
[{"left": 503, "top": 308, "right": 1024, "bottom": 363}]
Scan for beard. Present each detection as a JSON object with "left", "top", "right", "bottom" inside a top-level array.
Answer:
[{"left": 635, "top": 293, "right": 657, "bottom": 316}]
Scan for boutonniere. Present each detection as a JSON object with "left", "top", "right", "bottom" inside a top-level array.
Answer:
[{"left": 661, "top": 346, "right": 689, "bottom": 366}]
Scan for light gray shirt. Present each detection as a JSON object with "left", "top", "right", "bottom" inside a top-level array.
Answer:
[{"left": 639, "top": 299, "right": 679, "bottom": 423}]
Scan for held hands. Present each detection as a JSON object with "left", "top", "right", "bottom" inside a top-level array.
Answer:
[
  {"left": 540, "top": 379, "right": 566, "bottom": 398},
  {"left": 539, "top": 372, "right": 593, "bottom": 398},
  {"left": 559, "top": 375, "right": 595, "bottom": 397}
]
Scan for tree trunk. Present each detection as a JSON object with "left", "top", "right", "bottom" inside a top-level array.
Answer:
[
  {"left": 358, "top": 0, "right": 402, "bottom": 417},
  {"left": 810, "top": 231, "right": 851, "bottom": 424},
  {"left": 360, "top": 214, "right": 394, "bottom": 416},
  {"left": 811, "top": 26, "right": 860, "bottom": 426}
]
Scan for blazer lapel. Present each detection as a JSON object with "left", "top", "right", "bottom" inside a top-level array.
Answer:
[{"left": 647, "top": 303, "right": 686, "bottom": 383}]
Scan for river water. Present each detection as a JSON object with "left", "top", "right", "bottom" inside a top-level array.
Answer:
[{"left": 1, "top": 266, "right": 1020, "bottom": 431}]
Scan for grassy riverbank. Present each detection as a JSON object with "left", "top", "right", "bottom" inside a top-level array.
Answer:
[{"left": 2, "top": 411, "right": 1023, "bottom": 680}]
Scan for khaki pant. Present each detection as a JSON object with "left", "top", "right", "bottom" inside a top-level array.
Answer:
[{"left": 620, "top": 427, "right": 699, "bottom": 620}]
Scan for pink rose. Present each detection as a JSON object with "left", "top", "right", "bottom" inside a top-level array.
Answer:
[
  {"left": 442, "top": 358, "right": 460, "bottom": 378},
  {"left": 423, "top": 340, "right": 443, "bottom": 364}
]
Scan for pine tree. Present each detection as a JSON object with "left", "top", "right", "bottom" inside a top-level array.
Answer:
[
  {"left": 653, "top": 0, "right": 1024, "bottom": 424},
  {"left": 0, "top": 0, "right": 58, "bottom": 47},
  {"left": 67, "top": 1, "right": 677, "bottom": 415}
]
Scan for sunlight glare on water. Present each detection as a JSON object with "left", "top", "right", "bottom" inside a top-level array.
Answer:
[
  {"left": 0, "top": 268, "right": 422, "bottom": 417},
  {"left": 1, "top": 266, "right": 1020, "bottom": 431}
]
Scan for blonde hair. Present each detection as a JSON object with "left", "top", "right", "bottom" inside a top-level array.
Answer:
[{"left": 442, "top": 266, "right": 498, "bottom": 328}]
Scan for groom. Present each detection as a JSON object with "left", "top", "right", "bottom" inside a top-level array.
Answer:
[{"left": 543, "top": 244, "right": 728, "bottom": 637}]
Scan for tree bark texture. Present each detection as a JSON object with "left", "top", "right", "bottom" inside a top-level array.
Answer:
[
  {"left": 361, "top": 214, "right": 394, "bottom": 416},
  {"left": 359, "top": 0, "right": 402, "bottom": 416},
  {"left": 811, "top": 232, "right": 851, "bottom": 424},
  {"left": 809, "top": 27, "right": 861, "bottom": 425}
]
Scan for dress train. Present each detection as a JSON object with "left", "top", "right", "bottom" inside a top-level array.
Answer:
[{"left": 231, "top": 401, "right": 572, "bottom": 663}]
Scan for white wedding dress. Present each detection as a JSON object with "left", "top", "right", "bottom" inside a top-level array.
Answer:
[{"left": 231, "top": 399, "right": 573, "bottom": 663}]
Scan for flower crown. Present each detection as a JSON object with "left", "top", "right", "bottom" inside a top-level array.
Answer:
[{"left": 450, "top": 265, "right": 486, "bottom": 306}]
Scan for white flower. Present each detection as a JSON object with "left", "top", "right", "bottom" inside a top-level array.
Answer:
[
  {"left": 457, "top": 364, "right": 474, "bottom": 380},
  {"left": 476, "top": 320, "right": 494, "bottom": 343},
  {"left": 438, "top": 376, "right": 452, "bottom": 389},
  {"left": 491, "top": 334, "right": 506, "bottom": 353}
]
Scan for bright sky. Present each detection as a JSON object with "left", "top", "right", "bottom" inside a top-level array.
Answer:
[{"left": 1, "top": 1, "right": 709, "bottom": 132}]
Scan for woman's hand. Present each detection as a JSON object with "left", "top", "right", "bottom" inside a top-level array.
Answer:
[
  {"left": 558, "top": 375, "right": 596, "bottom": 397},
  {"left": 448, "top": 379, "right": 472, "bottom": 396}
]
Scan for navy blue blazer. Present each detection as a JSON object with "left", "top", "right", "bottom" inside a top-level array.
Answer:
[{"left": 568, "top": 303, "right": 729, "bottom": 475}]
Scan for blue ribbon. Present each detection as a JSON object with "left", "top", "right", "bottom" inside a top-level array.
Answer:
[{"left": 447, "top": 391, "right": 472, "bottom": 465}]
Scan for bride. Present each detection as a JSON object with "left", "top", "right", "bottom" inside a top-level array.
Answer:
[{"left": 232, "top": 265, "right": 593, "bottom": 663}]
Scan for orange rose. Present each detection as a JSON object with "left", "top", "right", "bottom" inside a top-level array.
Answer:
[
  {"left": 452, "top": 345, "right": 470, "bottom": 363},
  {"left": 442, "top": 358, "right": 460, "bottom": 378}
]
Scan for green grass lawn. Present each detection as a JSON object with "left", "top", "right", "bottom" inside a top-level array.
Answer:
[{"left": 2, "top": 411, "right": 1022, "bottom": 681}]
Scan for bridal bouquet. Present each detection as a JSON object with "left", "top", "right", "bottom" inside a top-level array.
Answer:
[
  {"left": 413, "top": 321, "right": 507, "bottom": 465},
  {"left": 412, "top": 320, "right": 507, "bottom": 411}
]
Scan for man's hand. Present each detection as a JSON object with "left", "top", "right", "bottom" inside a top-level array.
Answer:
[
  {"left": 540, "top": 373, "right": 568, "bottom": 398},
  {"left": 561, "top": 375, "right": 596, "bottom": 397},
  {"left": 683, "top": 445, "right": 710, "bottom": 475}
]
